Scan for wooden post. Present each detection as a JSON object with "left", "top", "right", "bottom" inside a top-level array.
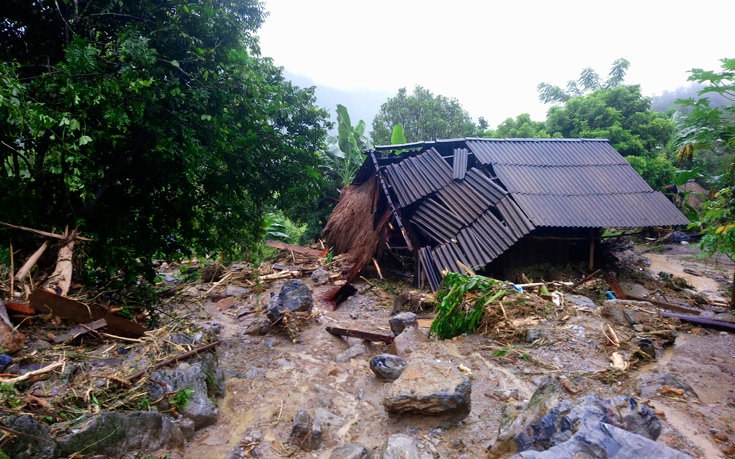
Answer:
[{"left": 589, "top": 229, "right": 595, "bottom": 271}]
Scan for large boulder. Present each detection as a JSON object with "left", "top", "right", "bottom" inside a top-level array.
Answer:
[
  {"left": 381, "top": 434, "right": 420, "bottom": 459},
  {"left": 266, "top": 279, "right": 314, "bottom": 322},
  {"left": 55, "top": 411, "right": 185, "bottom": 457},
  {"left": 383, "top": 360, "right": 471, "bottom": 419},
  {"left": 3, "top": 415, "right": 57, "bottom": 459},
  {"left": 147, "top": 351, "right": 223, "bottom": 430}
]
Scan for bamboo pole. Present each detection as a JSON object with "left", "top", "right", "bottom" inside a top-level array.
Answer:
[{"left": 14, "top": 241, "right": 49, "bottom": 281}]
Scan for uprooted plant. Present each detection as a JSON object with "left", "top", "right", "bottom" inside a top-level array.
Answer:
[{"left": 430, "top": 272, "right": 506, "bottom": 340}]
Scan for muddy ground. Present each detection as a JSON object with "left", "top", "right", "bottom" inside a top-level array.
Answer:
[{"left": 159, "top": 243, "right": 735, "bottom": 459}]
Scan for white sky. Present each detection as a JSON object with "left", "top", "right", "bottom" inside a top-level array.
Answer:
[{"left": 259, "top": 0, "right": 735, "bottom": 128}]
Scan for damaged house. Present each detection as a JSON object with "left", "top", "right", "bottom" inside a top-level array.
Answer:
[{"left": 322, "top": 138, "right": 689, "bottom": 291}]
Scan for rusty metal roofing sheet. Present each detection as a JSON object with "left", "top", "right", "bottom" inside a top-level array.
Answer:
[
  {"left": 467, "top": 139, "right": 625, "bottom": 166},
  {"left": 493, "top": 164, "right": 651, "bottom": 195},
  {"left": 453, "top": 148, "right": 468, "bottom": 180},
  {"left": 464, "top": 168, "right": 507, "bottom": 204},
  {"left": 512, "top": 192, "right": 690, "bottom": 227}
]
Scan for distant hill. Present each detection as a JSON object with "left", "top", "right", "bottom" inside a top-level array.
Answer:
[
  {"left": 284, "top": 70, "right": 392, "bottom": 134},
  {"left": 652, "top": 82, "right": 731, "bottom": 114}
]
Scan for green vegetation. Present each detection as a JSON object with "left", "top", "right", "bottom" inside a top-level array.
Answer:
[
  {"left": 325, "top": 105, "right": 372, "bottom": 187},
  {"left": 1, "top": 0, "right": 329, "bottom": 279},
  {"left": 430, "top": 272, "right": 506, "bottom": 340},
  {"left": 371, "top": 86, "right": 477, "bottom": 145}
]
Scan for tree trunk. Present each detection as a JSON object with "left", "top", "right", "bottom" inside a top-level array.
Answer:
[{"left": 731, "top": 269, "right": 735, "bottom": 308}]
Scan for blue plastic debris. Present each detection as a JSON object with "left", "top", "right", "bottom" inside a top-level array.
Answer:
[{"left": 606, "top": 291, "right": 616, "bottom": 300}]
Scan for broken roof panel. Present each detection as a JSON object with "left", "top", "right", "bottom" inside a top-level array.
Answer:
[{"left": 453, "top": 148, "right": 469, "bottom": 180}]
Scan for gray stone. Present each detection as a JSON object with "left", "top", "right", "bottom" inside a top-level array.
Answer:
[
  {"left": 289, "top": 409, "right": 322, "bottom": 451},
  {"left": 336, "top": 344, "right": 366, "bottom": 363},
  {"left": 568, "top": 295, "right": 597, "bottom": 310},
  {"left": 370, "top": 354, "right": 407, "bottom": 380},
  {"left": 315, "top": 408, "right": 345, "bottom": 429},
  {"left": 242, "top": 316, "right": 271, "bottom": 335},
  {"left": 494, "top": 388, "right": 520, "bottom": 400},
  {"left": 389, "top": 312, "right": 418, "bottom": 336},
  {"left": 383, "top": 360, "right": 471, "bottom": 419},
  {"left": 226, "top": 285, "right": 250, "bottom": 298},
  {"left": 601, "top": 300, "right": 657, "bottom": 327},
  {"left": 263, "top": 336, "right": 278, "bottom": 348},
  {"left": 525, "top": 328, "right": 545, "bottom": 343},
  {"left": 148, "top": 352, "right": 221, "bottom": 430},
  {"left": 312, "top": 268, "right": 331, "bottom": 285},
  {"left": 381, "top": 434, "right": 420, "bottom": 459},
  {"left": 55, "top": 411, "right": 185, "bottom": 458},
  {"left": 4, "top": 415, "right": 57, "bottom": 459},
  {"left": 636, "top": 373, "right": 698, "bottom": 400},
  {"left": 178, "top": 418, "right": 196, "bottom": 439},
  {"left": 266, "top": 279, "right": 314, "bottom": 322},
  {"left": 331, "top": 443, "right": 373, "bottom": 459}
]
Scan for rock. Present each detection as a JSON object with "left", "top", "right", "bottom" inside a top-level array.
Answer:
[
  {"left": 179, "top": 418, "right": 196, "bottom": 439},
  {"left": 370, "top": 354, "right": 407, "bottom": 380},
  {"left": 289, "top": 409, "right": 322, "bottom": 451},
  {"left": 389, "top": 312, "right": 418, "bottom": 336},
  {"left": 669, "top": 231, "right": 690, "bottom": 244},
  {"left": 601, "top": 300, "right": 657, "bottom": 327},
  {"left": 492, "top": 393, "right": 676, "bottom": 459},
  {"left": 148, "top": 352, "right": 222, "bottom": 430},
  {"left": 494, "top": 388, "right": 520, "bottom": 401},
  {"left": 312, "top": 268, "right": 331, "bottom": 285},
  {"left": 3, "top": 415, "right": 57, "bottom": 459},
  {"left": 381, "top": 434, "right": 420, "bottom": 459},
  {"left": 201, "top": 263, "right": 225, "bottom": 283},
  {"left": 315, "top": 408, "right": 345, "bottom": 430},
  {"left": 336, "top": 344, "right": 366, "bottom": 363},
  {"left": 525, "top": 328, "right": 545, "bottom": 343},
  {"left": 266, "top": 279, "right": 314, "bottom": 322},
  {"left": 331, "top": 443, "right": 373, "bottom": 459},
  {"left": 263, "top": 336, "right": 278, "bottom": 348},
  {"left": 390, "top": 326, "right": 431, "bottom": 358},
  {"left": 55, "top": 411, "right": 185, "bottom": 458},
  {"left": 225, "top": 285, "right": 249, "bottom": 298},
  {"left": 568, "top": 295, "right": 597, "bottom": 310},
  {"left": 383, "top": 360, "right": 471, "bottom": 419},
  {"left": 635, "top": 374, "right": 698, "bottom": 400},
  {"left": 0, "top": 315, "right": 25, "bottom": 355},
  {"left": 242, "top": 316, "right": 271, "bottom": 335},
  {"left": 0, "top": 353, "right": 13, "bottom": 368}
]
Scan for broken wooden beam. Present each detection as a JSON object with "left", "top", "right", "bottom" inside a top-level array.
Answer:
[
  {"left": 326, "top": 326, "right": 395, "bottom": 344},
  {"left": 14, "top": 241, "right": 49, "bottom": 281},
  {"left": 53, "top": 318, "right": 108, "bottom": 343},
  {"left": 265, "top": 240, "right": 323, "bottom": 257},
  {"left": 29, "top": 289, "right": 147, "bottom": 338},
  {"left": 624, "top": 294, "right": 701, "bottom": 315},
  {"left": 660, "top": 312, "right": 735, "bottom": 332}
]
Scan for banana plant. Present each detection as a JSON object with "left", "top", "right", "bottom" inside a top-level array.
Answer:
[{"left": 324, "top": 104, "right": 372, "bottom": 187}]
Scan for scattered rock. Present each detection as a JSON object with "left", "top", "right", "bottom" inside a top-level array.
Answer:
[
  {"left": 225, "top": 285, "right": 249, "bottom": 298},
  {"left": 568, "top": 295, "right": 597, "bottom": 310},
  {"left": 336, "top": 344, "right": 366, "bottom": 363},
  {"left": 390, "top": 326, "right": 431, "bottom": 358},
  {"left": 0, "top": 353, "right": 13, "bottom": 368},
  {"left": 389, "top": 312, "right": 418, "bottom": 336},
  {"left": 148, "top": 352, "right": 222, "bottom": 430},
  {"left": 55, "top": 411, "right": 185, "bottom": 458},
  {"left": 241, "top": 316, "right": 271, "bottom": 335},
  {"left": 263, "top": 336, "right": 278, "bottom": 348},
  {"left": 525, "top": 328, "right": 545, "bottom": 343},
  {"left": 635, "top": 374, "right": 698, "bottom": 400},
  {"left": 370, "top": 354, "right": 407, "bottom": 380},
  {"left": 601, "top": 299, "right": 657, "bottom": 327},
  {"left": 331, "top": 443, "right": 373, "bottom": 459},
  {"left": 201, "top": 263, "right": 225, "bottom": 283},
  {"left": 0, "top": 300, "right": 25, "bottom": 354},
  {"left": 494, "top": 388, "right": 520, "bottom": 401},
  {"left": 289, "top": 409, "right": 322, "bottom": 451},
  {"left": 711, "top": 429, "right": 729, "bottom": 442},
  {"left": 383, "top": 359, "right": 471, "bottom": 419},
  {"left": 266, "top": 279, "right": 314, "bottom": 322},
  {"left": 314, "top": 407, "right": 345, "bottom": 430},
  {"left": 311, "top": 268, "right": 331, "bottom": 285},
  {"left": 381, "top": 434, "right": 420, "bottom": 459},
  {"left": 215, "top": 296, "right": 237, "bottom": 311},
  {"left": 3, "top": 415, "right": 57, "bottom": 459}
]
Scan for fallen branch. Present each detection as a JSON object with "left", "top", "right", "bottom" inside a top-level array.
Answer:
[
  {"left": 258, "top": 270, "right": 302, "bottom": 281},
  {"left": 0, "top": 221, "right": 92, "bottom": 241},
  {"left": 127, "top": 341, "right": 220, "bottom": 382},
  {"left": 14, "top": 241, "right": 49, "bottom": 281},
  {"left": 46, "top": 228, "right": 76, "bottom": 296},
  {"left": 0, "top": 360, "right": 64, "bottom": 384},
  {"left": 265, "top": 240, "right": 323, "bottom": 257}
]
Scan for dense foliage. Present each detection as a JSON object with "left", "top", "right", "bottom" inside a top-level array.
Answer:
[
  {"left": 371, "top": 86, "right": 477, "bottom": 145},
  {"left": 0, "top": 0, "right": 329, "bottom": 278},
  {"left": 537, "top": 58, "right": 630, "bottom": 104}
]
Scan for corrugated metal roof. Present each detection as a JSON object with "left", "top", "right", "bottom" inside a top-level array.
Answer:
[
  {"left": 467, "top": 139, "right": 626, "bottom": 166},
  {"left": 512, "top": 193, "right": 690, "bottom": 227},
  {"left": 362, "top": 138, "right": 689, "bottom": 291}
]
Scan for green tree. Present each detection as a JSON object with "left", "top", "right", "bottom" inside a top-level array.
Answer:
[
  {"left": 325, "top": 105, "right": 372, "bottom": 187},
  {"left": 0, "top": 0, "right": 329, "bottom": 279},
  {"left": 371, "top": 86, "right": 477, "bottom": 144},
  {"left": 538, "top": 58, "right": 631, "bottom": 104},
  {"left": 482, "top": 114, "right": 552, "bottom": 139}
]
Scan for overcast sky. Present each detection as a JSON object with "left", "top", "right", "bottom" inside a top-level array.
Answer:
[{"left": 258, "top": 0, "right": 734, "bottom": 128}]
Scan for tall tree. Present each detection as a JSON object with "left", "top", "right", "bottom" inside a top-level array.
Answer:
[
  {"left": 482, "top": 114, "right": 551, "bottom": 139},
  {"left": 371, "top": 86, "right": 477, "bottom": 145},
  {"left": 538, "top": 58, "right": 631, "bottom": 104},
  {"left": 0, "top": 0, "right": 329, "bottom": 278}
]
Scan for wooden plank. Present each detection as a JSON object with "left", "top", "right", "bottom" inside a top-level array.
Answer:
[
  {"left": 265, "top": 240, "right": 323, "bottom": 257},
  {"left": 326, "top": 326, "right": 394, "bottom": 344},
  {"left": 5, "top": 302, "right": 36, "bottom": 314},
  {"left": 53, "top": 319, "right": 107, "bottom": 343},
  {"left": 30, "top": 289, "right": 147, "bottom": 337}
]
